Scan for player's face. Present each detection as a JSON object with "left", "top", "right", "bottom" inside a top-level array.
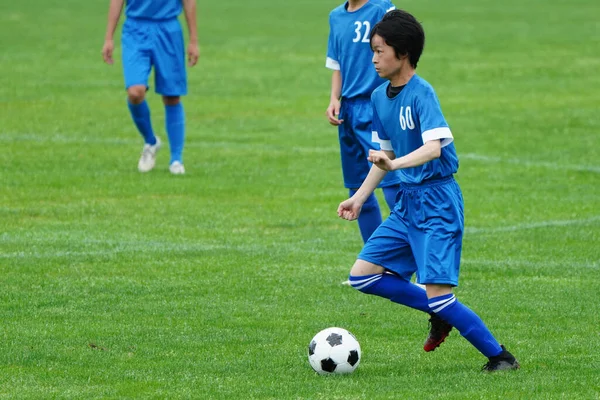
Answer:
[{"left": 371, "top": 34, "right": 403, "bottom": 81}]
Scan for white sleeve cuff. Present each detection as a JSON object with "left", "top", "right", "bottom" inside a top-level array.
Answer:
[
  {"left": 422, "top": 127, "right": 454, "bottom": 148},
  {"left": 326, "top": 57, "right": 340, "bottom": 70},
  {"left": 372, "top": 131, "right": 393, "bottom": 151}
]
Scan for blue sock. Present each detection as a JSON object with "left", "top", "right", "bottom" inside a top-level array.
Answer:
[
  {"left": 349, "top": 273, "right": 430, "bottom": 313},
  {"left": 165, "top": 103, "right": 185, "bottom": 164},
  {"left": 350, "top": 189, "right": 382, "bottom": 243},
  {"left": 382, "top": 185, "right": 399, "bottom": 210},
  {"left": 127, "top": 100, "right": 156, "bottom": 145},
  {"left": 428, "top": 294, "right": 503, "bottom": 357}
]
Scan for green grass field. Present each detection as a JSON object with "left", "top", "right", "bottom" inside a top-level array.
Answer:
[{"left": 1, "top": 0, "right": 599, "bottom": 398}]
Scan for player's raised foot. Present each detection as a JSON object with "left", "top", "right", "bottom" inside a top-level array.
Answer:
[
  {"left": 169, "top": 161, "right": 185, "bottom": 175},
  {"left": 138, "top": 138, "right": 161, "bottom": 172},
  {"left": 423, "top": 313, "right": 453, "bottom": 352},
  {"left": 482, "top": 345, "right": 520, "bottom": 372}
]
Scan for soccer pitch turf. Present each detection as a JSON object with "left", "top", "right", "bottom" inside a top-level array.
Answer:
[{"left": 1, "top": 0, "right": 599, "bottom": 398}]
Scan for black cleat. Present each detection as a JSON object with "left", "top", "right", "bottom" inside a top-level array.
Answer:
[
  {"left": 423, "top": 313, "right": 453, "bottom": 352},
  {"left": 482, "top": 345, "right": 520, "bottom": 372}
]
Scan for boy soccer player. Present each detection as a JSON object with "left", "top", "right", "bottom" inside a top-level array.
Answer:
[
  {"left": 326, "top": 0, "right": 401, "bottom": 243},
  {"left": 102, "top": 0, "right": 199, "bottom": 175},
  {"left": 337, "top": 10, "right": 520, "bottom": 371}
]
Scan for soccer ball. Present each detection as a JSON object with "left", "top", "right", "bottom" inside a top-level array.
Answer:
[{"left": 307, "top": 327, "right": 361, "bottom": 374}]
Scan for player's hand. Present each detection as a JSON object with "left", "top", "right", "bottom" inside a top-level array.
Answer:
[
  {"left": 337, "top": 198, "right": 362, "bottom": 221},
  {"left": 326, "top": 100, "right": 343, "bottom": 126},
  {"left": 187, "top": 43, "right": 199, "bottom": 67},
  {"left": 102, "top": 40, "right": 114, "bottom": 65},
  {"left": 368, "top": 149, "right": 394, "bottom": 171}
]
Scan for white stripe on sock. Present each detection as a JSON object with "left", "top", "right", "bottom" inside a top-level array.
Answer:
[
  {"left": 350, "top": 275, "right": 382, "bottom": 285},
  {"left": 350, "top": 274, "right": 382, "bottom": 290},
  {"left": 428, "top": 295, "right": 456, "bottom": 308},
  {"left": 431, "top": 297, "right": 457, "bottom": 313}
]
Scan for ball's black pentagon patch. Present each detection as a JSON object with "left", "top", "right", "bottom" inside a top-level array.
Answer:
[
  {"left": 326, "top": 332, "right": 343, "bottom": 347},
  {"left": 308, "top": 340, "right": 317, "bottom": 356},
  {"left": 321, "top": 358, "right": 337, "bottom": 373},
  {"left": 348, "top": 350, "right": 359, "bottom": 366}
]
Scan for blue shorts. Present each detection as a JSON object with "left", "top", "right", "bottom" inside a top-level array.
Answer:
[
  {"left": 122, "top": 18, "right": 187, "bottom": 96},
  {"left": 358, "top": 176, "right": 464, "bottom": 286},
  {"left": 338, "top": 97, "right": 401, "bottom": 189}
]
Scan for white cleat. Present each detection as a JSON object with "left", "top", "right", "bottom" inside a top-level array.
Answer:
[
  {"left": 138, "top": 138, "right": 161, "bottom": 173},
  {"left": 169, "top": 161, "right": 185, "bottom": 175}
]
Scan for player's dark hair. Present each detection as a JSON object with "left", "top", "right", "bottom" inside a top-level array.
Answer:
[{"left": 370, "top": 9, "right": 425, "bottom": 68}]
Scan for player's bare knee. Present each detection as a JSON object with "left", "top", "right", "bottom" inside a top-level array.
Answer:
[
  {"left": 350, "top": 260, "right": 384, "bottom": 277},
  {"left": 127, "top": 86, "right": 146, "bottom": 104},
  {"left": 425, "top": 284, "right": 453, "bottom": 299},
  {"left": 162, "top": 95, "right": 180, "bottom": 106},
  {"left": 348, "top": 260, "right": 384, "bottom": 292}
]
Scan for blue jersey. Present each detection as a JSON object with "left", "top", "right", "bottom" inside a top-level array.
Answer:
[
  {"left": 371, "top": 75, "right": 458, "bottom": 184},
  {"left": 125, "top": 0, "right": 182, "bottom": 20},
  {"left": 326, "top": 0, "right": 395, "bottom": 99}
]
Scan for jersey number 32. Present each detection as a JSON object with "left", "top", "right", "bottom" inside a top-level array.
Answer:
[{"left": 353, "top": 21, "right": 371, "bottom": 43}]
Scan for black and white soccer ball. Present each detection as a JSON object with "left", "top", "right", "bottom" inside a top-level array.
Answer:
[{"left": 308, "top": 327, "right": 361, "bottom": 374}]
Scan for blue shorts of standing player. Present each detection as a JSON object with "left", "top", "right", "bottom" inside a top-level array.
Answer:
[
  {"left": 338, "top": 10, "right": 520, "bottom": 372},
  {"left": 102, "top": 0, "right": 199, "bottom": 175},
  {"left": 338, "top": 96, "right": 402, "bottom": 242},
  {"left": 326, "top": 0, "right": 401, "bottom": 243}
]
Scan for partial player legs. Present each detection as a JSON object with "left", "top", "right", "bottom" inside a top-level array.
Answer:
[
  {"left": 127, "top": 85, "right": 157, "bottom": 146},
  {"left": 348, "top": 261, "right": 453, "bottom": 351},
  {"left": 348, "top": 260, "right": 430, "bottom": 312},
  {"left": 127, "top": 85, "right": 160, "bottom": 172},
  {"left": 348, "top": 260, "right": 519, "bottom": 369},
  {"left": 163, "top": 96, "right": 186, "bottom": 175},
  {"left": 426, "top": 286, "right": 519, "bottom": 371}
]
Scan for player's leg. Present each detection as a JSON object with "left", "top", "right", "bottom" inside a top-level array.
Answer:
[
  {"left": 162, "top": 95, "right": 185, "bottom": 174},
  {"left": 426, "top": 284, "right": 519, "bottom": 370},
  {"left": 348, "top": 203, "right": 430, "bottom": 313},
  {"left": 339, "top": 99, "right": 383, "bottom": 242},
  {"left": 122, "top": 20, "right": 160, "bottom": 172},
  {"left": 415, "top": 179, "right": 519, "bottom": 369},
  {"left": 153, "top": 19, "right": 187, "bottom": 174},
  {"left": 408, "top": 180, "right": 459, "bottom": 352}
]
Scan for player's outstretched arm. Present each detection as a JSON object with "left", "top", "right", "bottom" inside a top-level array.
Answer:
[
  {"left": 182, "top": 0, "right": 199, "bottom": 66},
  {"left": 102, "top": 0, "right": 125, "bottom": 64}
]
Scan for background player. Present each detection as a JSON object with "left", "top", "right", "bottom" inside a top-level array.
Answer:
[
  {"left": 337, "top": 10, "right": 520, "bottom": 371},
  {"left": 102, "top": 0, "right": 199, "bottom": 175},
  {"left": 326, "top": 0, "right": 401, "bottom": 243}
]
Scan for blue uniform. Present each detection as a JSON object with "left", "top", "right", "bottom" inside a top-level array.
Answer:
[
  {"left": 326, "top": 0, "right": 400, "bottom": 189},
  {"left": 122, "top": 0, "right": 187, "bottom": 96},
  {"left": 359, "top": 75, "right": 463, "bottom": 285}
]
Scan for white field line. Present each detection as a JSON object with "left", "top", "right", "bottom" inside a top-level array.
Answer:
[
  {"left": 461, "top": 153, "right": 600, "bottom": 174},
  {"left": 0, "top": 133, "right": 336, "bottom": 153},
  {"left": 0, "top": 238, "right": 334, "bottom": 260},
  {"left": 461, "top": 258, "right": 598, "bottom": 269},
  {"left": 465, "top": 215, "right": 600, "bottom": 234},
  {"left": 2, "top": 216, "right": 599, "bottom": 264},
  {"left": 3, "top": 132, "right": 600, "bottom": 172}
]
